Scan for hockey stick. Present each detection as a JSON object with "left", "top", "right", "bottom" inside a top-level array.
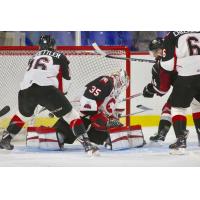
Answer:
[
  {"left": 70, "top": 92, "right": 143, "bottom": 104},
  {"left": 121, "top": 92, "right": 143, "bottom": 101},
  {"left": 136, "top": 104, "right": 153, "bottom": 111},
  {"left": 120, "top": 110, "right": 148, "bottom": 117},
  {"left": 0, "top": 106, "right": 10, "bottom": 117},
  {"left": 120, "top": 104, "right": 153, "bottom": 117},
  {"left": 92, "top": 43, "right": 156, "bottom": 64}
]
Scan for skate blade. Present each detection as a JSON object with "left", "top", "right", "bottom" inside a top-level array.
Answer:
[
  {"left": 169, "top": 148, "right": 186, "bottom": 155},
  {"left": 87, "top": 149, "right": 100, "bottom": 157},
  {"left": 148, "top": 140, "right": 164, "bottom": 147}
]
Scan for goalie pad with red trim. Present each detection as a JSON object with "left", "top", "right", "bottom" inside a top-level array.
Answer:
[
  {"left": 26, "top": 127, "right": 64, "bottom": 150},
  {"left": 107, "top": 125, "right": 145, "bottom": 150},
  {"left": 26, "top": 124, "right": 145, "bottom": 151}
]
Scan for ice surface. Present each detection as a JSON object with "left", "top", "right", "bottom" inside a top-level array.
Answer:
[{"left": 0, "top": 127, "right": 200, "bottom": 167}]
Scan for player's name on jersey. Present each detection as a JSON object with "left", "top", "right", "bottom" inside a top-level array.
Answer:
[
  {"left": 173, "top": 31, "right": 199, "bottom": 37},
  {"left": 36, "top": 50, "right": 61, "bottom": 59}
]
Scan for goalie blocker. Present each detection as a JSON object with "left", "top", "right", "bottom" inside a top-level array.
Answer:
[{"left": 26, "top": 124, "right": 145, "bottom": 151}]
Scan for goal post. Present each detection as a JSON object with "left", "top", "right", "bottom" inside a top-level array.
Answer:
[{"left": 0, "top": 46, "right": 131, "bottom": 128}]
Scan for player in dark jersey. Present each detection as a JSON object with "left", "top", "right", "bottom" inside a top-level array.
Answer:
[
  {"left": 52, "top": 69, "right": 129, "bottom": 149},
  {"left": 0, "top": 35, "right": 99, "bottom": 156},
  {"left": 145, "top": 32, "right": 200, "bottom": 154},
  {"left": 143, "top": 38, "right": 178, "bottom": 143}
]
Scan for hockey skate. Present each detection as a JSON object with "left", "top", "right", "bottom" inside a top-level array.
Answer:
[
  {"left": 169, "top": 131, "right": 188, "bottom": 155},
  {"left": 104, "top": 135, "right": 112, "bottom": 150},
  {"left": 197, "top": 133, "right": 200, "bottom": 147},
  {"left": 56, "top": 132, "right": 65, "bottom": 151},
  {"left": 0, "top": 131, "right": 14, "bottom": 150},
  {"left": 149, "top": 126, "right": 170, "bottom": 146},
  {"left": 149, "top": 132, "right": 165, "bottom": 144},
  {"left": 77, "top": 135, "right": 100, "bottom": 156}
]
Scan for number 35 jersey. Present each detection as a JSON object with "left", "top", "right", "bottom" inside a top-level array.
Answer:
[
  {"left": 160, "top": 31, "right": 200, "bottom": 76},
  {"left": 84, "top": 76, "right": 114, "bottom": 101},
  {"left": 20, "top": 49, "right": 71, "bottom": 91},
  {"left": 80, "top": 76, "right": 115, "bottom": 114}
]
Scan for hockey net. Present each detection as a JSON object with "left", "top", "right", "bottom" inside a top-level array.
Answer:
[{"left": 0, "top": 46, "right": 131, "bottom": 130}]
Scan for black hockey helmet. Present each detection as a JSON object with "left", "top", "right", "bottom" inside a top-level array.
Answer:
[
  {"left": 39, "top": 35, "right": 56, "bottom": 50},
  {"left": 149, "top": 37, "right": 164, "bottom": 51}
]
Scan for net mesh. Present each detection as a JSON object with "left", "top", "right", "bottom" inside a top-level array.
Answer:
[{"left": 0, "top": 46, "right": 130, "bottom": 128}]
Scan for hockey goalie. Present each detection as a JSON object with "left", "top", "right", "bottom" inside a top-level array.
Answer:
[{"left": 26, "top": 69, "right": 145, "bottom": 151}]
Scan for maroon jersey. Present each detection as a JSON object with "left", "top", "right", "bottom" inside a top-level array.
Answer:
[{"left": 151, "top": 60, "right": 178, "bottom": 96}]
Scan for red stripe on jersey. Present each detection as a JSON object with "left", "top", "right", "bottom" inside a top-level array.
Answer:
[
  {"left": 57, "top": 66, "right": 63, "bottom": 92},
  {"left": 172, "top": 115, "right": 186, "bottom": 123},
  {"left": 159, "top": 68, "right": 171, "bottom": 93},
  {"left": 11, "top": 115, "right": 25, "bottom": 128},
  {"left": 192, "top": 112, "right": 200, "bottom": 120}
]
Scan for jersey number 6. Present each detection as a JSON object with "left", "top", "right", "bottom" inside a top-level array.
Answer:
[{"left": 187, "top": 36, "right": 200, "bottom": 56}]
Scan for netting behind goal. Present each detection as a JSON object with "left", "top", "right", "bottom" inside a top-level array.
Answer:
[{"left": 0, "top": 46, "right": 131, "bottom": 128}]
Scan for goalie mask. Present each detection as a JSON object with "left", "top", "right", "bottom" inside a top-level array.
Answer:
[
  {"left": 111, "top": 69, "right": 129, "bottom": 91},
  {"left": 39, "top": 35, "right": 56, "bottom": 50}
]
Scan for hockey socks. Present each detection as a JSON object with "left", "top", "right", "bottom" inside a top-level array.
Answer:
[{"left": 7, "top": 115, "right": 25, "bottom": 137}]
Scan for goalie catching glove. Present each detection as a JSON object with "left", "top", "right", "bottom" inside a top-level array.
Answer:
[{"left": 107, "top": 119, "right": 123, "bottom": 128}]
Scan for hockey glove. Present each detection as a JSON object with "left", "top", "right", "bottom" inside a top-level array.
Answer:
[
  {"left": 90, "top": 112, "right": 109, "bottom": 131},
  {"left": 143, "top": 83, "right": 155, "bottom": 98},
  {"left": 111, "top": 108, "right": 125, "bottom": 119},
  {"left": 107, "top": 119, "right": 123, "bottom": 128}
]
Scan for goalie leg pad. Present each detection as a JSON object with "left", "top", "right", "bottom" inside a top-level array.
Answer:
[
  {"left": 109, "top": 127, "right": 129, "bottom": 150},
  {"left": 26, "top": 127, "right": 64, "bottom": 150},
  {"left": 108, "top": 125, "right": 145, "bottom": 150},
  {"left": 26, "top": 127, "right": 39, "bottom": 148},
  {"left": 128, "top": 125, "right": 145, "bottom": 148}
]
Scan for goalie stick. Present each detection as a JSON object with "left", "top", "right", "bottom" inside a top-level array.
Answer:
[
  {"left": 0, "top": 106, "right": 10, "bottom": 117},
  {"left": 92, "top": 43, "right": 156, "bottom": 64},
  {"left": 70, "top": 92, "right": 143, "bottom": 104}
]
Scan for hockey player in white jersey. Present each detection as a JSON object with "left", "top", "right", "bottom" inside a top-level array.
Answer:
[
  {"left": 154, "top": 31, "right": 200, "bottom": 154},
  {"left": 0, "top": 35, "right": 99, "bottom": 156},
  {"left": 143, "top": 37, "right": 200, "bottom": 147}
]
